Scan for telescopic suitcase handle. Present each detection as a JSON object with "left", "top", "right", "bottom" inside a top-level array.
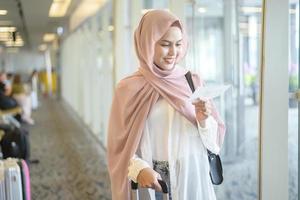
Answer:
[
  {"left": 131, "top": 179, "right": 169, "bottom": 200},
  {"left": 131, "top": 179, "right": 168, "bottom": 193}
]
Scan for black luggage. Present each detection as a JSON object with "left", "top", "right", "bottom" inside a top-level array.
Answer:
[{"left": 0, "top": 127, "right": 30, "bottom": 162}]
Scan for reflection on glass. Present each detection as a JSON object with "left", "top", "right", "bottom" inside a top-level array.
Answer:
[
  {"left": 185, "top": 0, "right": 262, "bottom": 199},
  {"left": 288, "top": 1, "right": 299, "bottom": 200}
]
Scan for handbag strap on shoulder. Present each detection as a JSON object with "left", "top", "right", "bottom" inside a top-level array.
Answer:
[{"left": 185, "top": 71, "right": 195, "bottom": 92}]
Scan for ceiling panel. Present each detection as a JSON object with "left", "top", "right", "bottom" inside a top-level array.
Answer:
[{"left": 0, "top": 0, "right": 81, "bottom": 51}]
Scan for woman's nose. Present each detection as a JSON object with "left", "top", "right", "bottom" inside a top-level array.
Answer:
[{"left": 168, "top": 45, "right": 176, "bottom": 56}]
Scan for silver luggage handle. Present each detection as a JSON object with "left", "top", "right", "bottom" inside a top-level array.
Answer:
[{"left": 131, "top": 179, "right": 169, "bottom": 200}]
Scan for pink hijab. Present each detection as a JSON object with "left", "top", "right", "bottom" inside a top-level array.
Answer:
[{"left": 107, "top": 10, "right": 225, "bottom": 200}]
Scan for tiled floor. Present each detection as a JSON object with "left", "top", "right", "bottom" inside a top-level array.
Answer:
[
  {"left": 29, "top": 98, "right": 111, "bottom": 200},
  {"left": 28, "top": 99, "right": 298, "bottom": 200}
]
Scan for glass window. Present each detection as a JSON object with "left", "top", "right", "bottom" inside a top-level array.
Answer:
[
  {"left": 142, "top": 0, "right": 169, "bottom": 9},
  {"left": 61, "top": 2, "right": 113, "bottom": 145},
  {"left": 185, "top": 0, "right": 263, "bottom": 199},
  {"left": 288, "top": 1, "right": 299, "bottom": 200}
]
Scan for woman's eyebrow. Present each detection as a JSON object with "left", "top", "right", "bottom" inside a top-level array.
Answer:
[{"left": 160, "top": 39, "right": 183, "bottom": 43}]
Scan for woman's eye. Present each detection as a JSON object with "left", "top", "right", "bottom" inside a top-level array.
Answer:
[{"left": 160, "top": 43, "right": 182, "bottom": 47}]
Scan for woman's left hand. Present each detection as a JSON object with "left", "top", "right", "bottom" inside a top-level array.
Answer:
[{"left": 192, "top": 99, "right": 212, "bottom": 127}]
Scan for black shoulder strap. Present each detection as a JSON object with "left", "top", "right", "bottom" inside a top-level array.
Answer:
[
  {"left": 185, "top": 71, "right": 213, "bottom": 156},
  {"left": 185, "top": 71, "right": 195, "bottom": 92}
]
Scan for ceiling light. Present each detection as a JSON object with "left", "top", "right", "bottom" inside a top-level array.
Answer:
[
  {"left": 57, "top": 26, "right": 64, "bottom": 35},
  {"left": 241, "top": 7, "right": 262, "bottom": 14},
  {"left": 0, "top": 32, "right": 10, "bottom": 41},
  {"left": 15, "top": 35, "right": 23, "bottom": 42},
  {"left": 43, "top": 33, "right": 56, "bottom": 42},
  {"left": 5, "top": 40, "right": 24, "bottom": 47},
  {"left": 70, "top": 0, "right": 108, "bottom": 31},
  {"left": 198, "top": 7, "right": 207, "bottom": 13},
  {"left": 0, "top": 27, "right": 16, "bottom": 32},
  {"left": 0, "top": 10, "right": 7, "bottom": 15},
  {"left": 49, "top": 0, "right": 71, "bottom": 17}
]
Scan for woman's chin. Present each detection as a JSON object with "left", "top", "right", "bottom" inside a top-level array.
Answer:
[{"left": 160, "top": 64, "right": 175, "bottom": 71}]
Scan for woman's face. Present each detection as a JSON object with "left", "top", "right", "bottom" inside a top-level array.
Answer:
[{"left": 154, "top": 26, "right": 183, "bottom": 70}]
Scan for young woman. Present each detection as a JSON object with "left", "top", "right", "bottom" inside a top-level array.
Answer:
[{"left": 107, "top": 10, "right": 225, "bottom": 200}]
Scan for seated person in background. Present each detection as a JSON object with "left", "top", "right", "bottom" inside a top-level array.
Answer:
[
  {"left": 0, "top": 72, "right": 18, "bottom": 110},
  {"left": 11, "top": 74, "right": 34, "bottom": 125}
]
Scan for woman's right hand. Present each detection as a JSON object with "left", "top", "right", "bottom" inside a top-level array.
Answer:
[{"left": 137, "top": 167, "right": 162, "bottom": 192}]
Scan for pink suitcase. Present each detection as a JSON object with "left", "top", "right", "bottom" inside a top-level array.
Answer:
[
  {"left": 18, "top": 159, "right": 31, "bottom": 200},
  {"left": 22, "top": 160, "right": 31, "bottom": 200}
]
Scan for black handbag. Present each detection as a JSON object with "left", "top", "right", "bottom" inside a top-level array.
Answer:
[{"left": 185, "top": 71, "right": 223, "bottom": 185}]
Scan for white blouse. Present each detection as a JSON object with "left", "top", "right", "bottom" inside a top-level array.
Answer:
[{"left": 128, "top": 98, "right": 219, "bottom": 183}]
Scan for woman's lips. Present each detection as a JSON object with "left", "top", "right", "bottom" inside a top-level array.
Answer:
[{"left": 164, "top": 58, "right": 175, "bottom": 64}]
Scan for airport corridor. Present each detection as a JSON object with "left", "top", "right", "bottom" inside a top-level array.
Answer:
[{"left": 29, "top": 98, "right": 111, "bottom": 200}]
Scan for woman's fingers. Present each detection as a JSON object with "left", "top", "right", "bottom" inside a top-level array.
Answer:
[
  {"left": 193, "top": 99, "right": 210, "bottom": 107},
  {"left": 192, "top": 99, "right": 206, "bottom": 105},
  {"left": 140, "top": 179, "right": 163, "bottom": 192},
  {"left": 152, "top": 172, "right": 162, "bottom": 191},
  {"left": 194, "top": 101, "right": 212, "bottom": 113},
  {"left": 137, "top": 168, "right": 164, "bottom": 192},
  {"left": 194, "top": 100, "right": 212, "bottom": 122},
  {"left": 154, "top": 172, "right": 163, "bottom": 191},
  {"left": 153, "top": 179, "right": 163, "bottom": 192}
]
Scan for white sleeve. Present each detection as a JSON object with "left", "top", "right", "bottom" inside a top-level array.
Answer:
[
  {"left": 197, "top": 116, "right": 220, "bottom": 154},
  {"left": 128, "top": 155, "right": 151, "bottom": 183}
]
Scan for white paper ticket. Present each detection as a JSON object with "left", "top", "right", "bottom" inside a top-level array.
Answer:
[{"left": 189, "top": 84, "right": 231, "bottom": 101}]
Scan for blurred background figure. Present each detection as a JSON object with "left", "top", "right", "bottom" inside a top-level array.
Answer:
[
  {"left": 29, "top": 70, "right": 39, "bottom": 110},
  {"left": 39, "top": 69, "right": 57, "bottom": 98},
  {"left": 0, "top": 71, "right": 18, "bottom": 110},
  {"left": 12, "top": 74, "right": 34, "bottom": 125},
  {"left": 0, "top": 71, "right": 12, "bottom": 97}
]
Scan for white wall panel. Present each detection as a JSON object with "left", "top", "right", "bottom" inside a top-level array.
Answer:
[{"left": 61, "top": 3, "right": 113, "bottom": 146}]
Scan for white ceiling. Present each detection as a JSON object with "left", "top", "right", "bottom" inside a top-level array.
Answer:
[
  {"left": 0, "top": 0, "right": 297, "bottom": 51},
  {"left": 0, "top": 0, "right": 81, "bottom": 50}
]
